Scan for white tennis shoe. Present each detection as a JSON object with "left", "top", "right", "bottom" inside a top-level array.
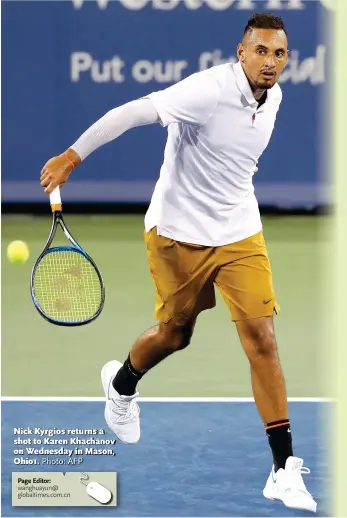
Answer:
[
  {"left": 101, "top": 360, "right": 140, "bottom": 444},
  {"left": 263, "top": 456, "right": 317, "bottom": 513}
]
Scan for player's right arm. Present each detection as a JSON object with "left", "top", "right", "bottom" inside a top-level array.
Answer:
[
  {"left": 40, "top": 98, "right": 160, "bottom": 194},
  {"left": 40, "top": 70, "right": 220, "bottom": 195}
]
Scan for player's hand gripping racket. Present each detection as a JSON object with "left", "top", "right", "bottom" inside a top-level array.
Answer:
[{"left": 31, "top": 187, "right": 105, "bottom": 326}]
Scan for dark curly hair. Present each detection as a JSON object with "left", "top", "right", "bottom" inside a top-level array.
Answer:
[{"left": 243, "top": 13, "right": 287, "bottom": 37}]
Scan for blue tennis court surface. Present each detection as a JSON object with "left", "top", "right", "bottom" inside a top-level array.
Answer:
[{"left": 1, "top": 401, "right": 331, "bottom": 517}]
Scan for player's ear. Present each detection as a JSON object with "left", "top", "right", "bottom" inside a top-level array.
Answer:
[{"left": 237, "top": 43, "right": 245, "bottom": 63}]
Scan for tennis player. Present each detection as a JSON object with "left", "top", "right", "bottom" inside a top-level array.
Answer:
[{"left": 40, "top": 13, "right": 316, "bottom": 513}]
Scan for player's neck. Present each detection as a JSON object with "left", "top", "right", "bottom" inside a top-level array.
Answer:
[
  {"left": 252, "top": 88, "right": 266, "bottom": 101},
  {"left": 240, "top": 64, "right": 266, "bottom": 101},
  {"left": 247, "top": 79, "right": 266, "bottom": 101}
]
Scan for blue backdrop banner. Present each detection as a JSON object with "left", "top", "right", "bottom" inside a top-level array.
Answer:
[{"left": 2, "top": 0, "right": 331, "bottom": 206}]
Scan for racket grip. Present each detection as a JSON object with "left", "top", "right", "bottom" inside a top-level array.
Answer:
[{"left": 50, "top": 187, "right": 62, "bottom": 212}]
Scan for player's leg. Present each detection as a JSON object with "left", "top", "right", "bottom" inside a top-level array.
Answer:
[
  {"left": 236, "top": 315, "right": 316, "bottom": 512},
  {"left": 114, "top": 228, "right": 216, "bottom": 389},
  {"left": 113, "top": 318, "right": 197, "bottom": 396},
  {"left": 102, "top": 227, "right": 216, "bottom": 443},
  {"left": 215, "top": 231, "right": 316, "bottom": 512},
  {"left": 235, "top": 315, "right": 290, "bottom": 462},
  {"left": 101, "top": 319, "right": 196, "bottom": 444}
]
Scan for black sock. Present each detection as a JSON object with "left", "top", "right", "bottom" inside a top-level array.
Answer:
[
  {"left": 112, "top": 355, "right": 144, "bottom": 396},
  {"left": 265, "top": 419, "right": 293, "bottom": 472}
]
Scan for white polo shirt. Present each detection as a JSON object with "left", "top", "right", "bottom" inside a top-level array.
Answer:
[{"left": 145, "top": 61, "right": 282, "bottom": 246}]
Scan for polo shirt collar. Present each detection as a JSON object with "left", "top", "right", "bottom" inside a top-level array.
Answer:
[{"left": 232, "top": 61, "right": 275, "bottom": 108}]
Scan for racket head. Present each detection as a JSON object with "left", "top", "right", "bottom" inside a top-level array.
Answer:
[{"left": 31, "top": 245, "right": 105, "bottom": 326}]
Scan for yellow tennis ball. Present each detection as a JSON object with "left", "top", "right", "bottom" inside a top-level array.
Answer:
[{"left": 7, "top": 240, "right": 30, "bottom": 263}]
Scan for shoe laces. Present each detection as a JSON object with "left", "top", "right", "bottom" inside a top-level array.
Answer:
[
  {"left": 286, "top": 465, "right": 312, "bottom": 496},
  {"left": 295, "top": 466, "right": 310, "bottom": 476},
  {"left": 110, "top": 394, "right": 139, "bottom": 424}
]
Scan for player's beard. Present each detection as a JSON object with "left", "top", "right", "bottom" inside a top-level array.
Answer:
[{"left": 255, "top": 79, "right": 277, "bottom": 90}]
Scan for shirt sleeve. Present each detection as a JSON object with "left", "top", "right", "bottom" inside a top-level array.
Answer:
[
  {"left": 70, "top": 98, "right": 159, "bottom": 161},
  {"left": 146, "top": 70, "right": 220, "bottom": 127}
]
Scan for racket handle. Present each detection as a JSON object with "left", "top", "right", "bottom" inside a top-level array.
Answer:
[{"left": 50, "top": 187, "right": 62, "bottom": 212}]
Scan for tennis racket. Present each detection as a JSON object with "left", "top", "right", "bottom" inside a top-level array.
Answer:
[{"left": 31, "top": 187, "right": 105, "bottom": 326}]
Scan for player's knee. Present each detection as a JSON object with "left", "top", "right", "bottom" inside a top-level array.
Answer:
[
  {"left": 160, "top": 320, "right": 195, "bottom": 352},
  {"left": 241, "top": 321, "right": 277, "bottom": 360},
  {"left": 171, "top": 323, "right": 195, "bottom": 351}
]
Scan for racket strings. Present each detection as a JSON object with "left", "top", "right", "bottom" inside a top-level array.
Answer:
[{"left": 33, "top": 250, "right": 102, "bottom": 323}]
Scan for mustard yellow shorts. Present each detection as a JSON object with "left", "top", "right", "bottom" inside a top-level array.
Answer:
[{"left": 144, "top": 227, "right": 279, "bottom": 324}]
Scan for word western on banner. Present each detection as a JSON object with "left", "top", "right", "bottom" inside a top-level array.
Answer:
[
  {"left": 2, "top": 0, "right": 331, "bottom": 207},
  {"left": 71, "top": 0, "right": 335, "bottom": 12}
]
